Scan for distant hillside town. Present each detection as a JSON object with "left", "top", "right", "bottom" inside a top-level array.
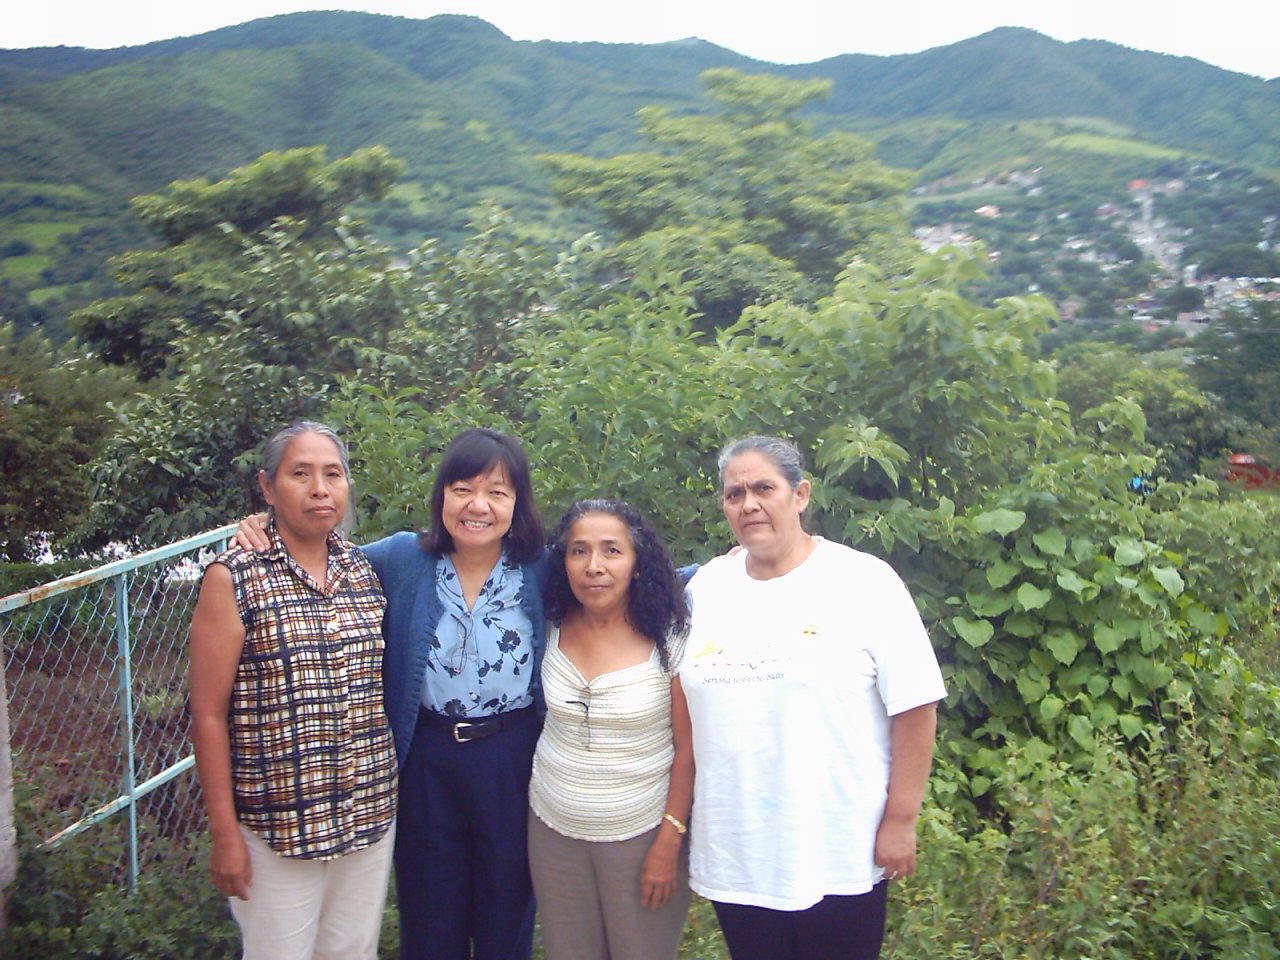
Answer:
[{"left": 911, "top": 160, "right": 1279, "bottom": 334}]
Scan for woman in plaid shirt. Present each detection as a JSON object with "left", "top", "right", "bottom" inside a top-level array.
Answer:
[{"left": 190, "top": 422, "right": 398, "bottom": 960}]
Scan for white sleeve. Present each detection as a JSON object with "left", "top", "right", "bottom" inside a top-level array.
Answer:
[{"left": 863, "top": 559, "right": 947, "bottom": 716}]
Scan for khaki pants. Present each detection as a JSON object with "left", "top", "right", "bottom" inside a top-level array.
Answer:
[
  {"left": 528, "top": 810, "right": 691, "bottom": 960},
  {"left": 229, "top": 822, "right": 394, "bottom": 960}
]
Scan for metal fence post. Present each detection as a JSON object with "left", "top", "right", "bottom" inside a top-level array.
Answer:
[
  {"left": 1, "top": 641, "right": 15, "bottom": 928},
  {"left": 113, "top": 571, "right": 139, "bottom": 893}
]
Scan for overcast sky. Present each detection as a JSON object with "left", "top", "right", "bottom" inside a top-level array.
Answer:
[{"left": 3, "top": 0, "right": 1277, "bottom": 80}]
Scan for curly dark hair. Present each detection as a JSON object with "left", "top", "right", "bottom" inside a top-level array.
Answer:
[{"left": 544, "top": 499, "right": 689, "bottom": 671}]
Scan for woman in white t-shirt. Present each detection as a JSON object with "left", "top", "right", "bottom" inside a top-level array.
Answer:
[
  {"left": 528, "top": 498, "right": 693, "bottom": 960},
  {"left": 678, "top": 436, "right": 947, "bottom": 960}
]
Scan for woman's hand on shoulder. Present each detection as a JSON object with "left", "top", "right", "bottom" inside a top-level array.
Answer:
[{"left": 233, "top": 513, "right": 271, "bottom": 552}]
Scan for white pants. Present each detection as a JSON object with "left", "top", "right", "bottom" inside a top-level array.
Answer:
[{"left": 229, "top": 822, "right": 395, "bottom": 960}]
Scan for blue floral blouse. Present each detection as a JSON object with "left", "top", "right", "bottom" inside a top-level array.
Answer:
[{"left": 423, "top": 553, "right": 535, "bottom": 718}]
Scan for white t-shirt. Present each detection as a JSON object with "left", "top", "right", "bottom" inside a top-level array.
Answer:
[
  {"left": 529, "top": 625, "right": 685, "bottom": 841},
  {"left": 679, "top": 538, "right": 946, "bottom": 910}
]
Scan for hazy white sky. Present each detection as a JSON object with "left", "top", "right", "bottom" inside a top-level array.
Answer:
[{"left": 3, "top": 0, "right": 1277, "bottom": 80}]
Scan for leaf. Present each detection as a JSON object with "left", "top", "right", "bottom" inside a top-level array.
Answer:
[
  {"left": 973, "top": 508, "right": 1026, "bottom": 535},
  {"left": 1055, "top": 568, "right": 1091, "bottom": 595},
  {"left": 1118, "top": 714, "right": 1145, "bottom": 739},
  {"left": 967, "top": 590, "right": 1013, "bottom": 616},
  {"left": 1068, "top": 714, "right": 1094, "bottom": 746},
  {"left": 1016, "top": 672, "right": 1050, "bottom": 701},
  {"left": 1045, "top": 630, "right": 1084, "bottom": 665},
  {"left": 1151, "top": 565, "right": 1184, "bottom": 597},
  {"left": 986, "top": 558, "right": 1020, "bottom": 588},
  {"left": 1139, "top": 624, "right": 1164, "bottom": 652},
  {"left": 1244, "top": 905, "right": 1271, "bottom": 925},
  {"left": 1187, "top": 604, "right": 1218, "bottom": 637},
  {"left": 1004, "top": 614, "right": 1041, "bottom": 638},
  {"left": 1039, "top": 696, "right": 1065, "bottom": 721},
  {"left": 1032, "top": 527, "right": 1067, "bottom": 556},
  {"left": 1093, "top": 624, "right": 1126, "bottom": 654},
  {"left": 969, "top": 775, "right": 992, "bottom": 797},
  {"left": 1112, "top": 538, "right": 1146, "bottom": 566},
  {"left": 1016, "top": 582, "right": 1052, "bottom": 610},
  {"left": 953, "top": 617, "right": 995, "bottom": 648},
  {"left": 1090, "top": 701, "right": 1118, "bottom": 729}
]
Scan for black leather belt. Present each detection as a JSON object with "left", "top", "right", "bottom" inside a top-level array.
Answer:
[{"left": 418, "top": 704, "right": 535, "bottom": 743}]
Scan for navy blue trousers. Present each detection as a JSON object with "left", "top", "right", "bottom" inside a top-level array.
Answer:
[
  {"left": 395, "top": 709, "right": 540, "bottom": 960},
  {"left": 713, "top": 884, "right": 890, "bottom": 960}
]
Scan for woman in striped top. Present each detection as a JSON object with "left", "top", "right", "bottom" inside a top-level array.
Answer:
[{"left": 527, "top": 499, "right": 693, "bottom": 960}]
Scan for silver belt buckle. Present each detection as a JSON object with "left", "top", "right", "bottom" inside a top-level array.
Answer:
[{"left": 452, "top": 721, "right": 474, "bottom": 743}]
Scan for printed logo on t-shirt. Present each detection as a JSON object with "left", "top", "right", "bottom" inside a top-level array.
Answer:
[{"left": 689, "top": 639, "right": 723, "bottom": 660}]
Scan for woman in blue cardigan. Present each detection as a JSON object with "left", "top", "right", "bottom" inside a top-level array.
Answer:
[
  {"left": 239, "top": 427, "right": 547, "bottom": 960},
  {"left": 365, "top": 427, "right": 546, "bottom": 960}
]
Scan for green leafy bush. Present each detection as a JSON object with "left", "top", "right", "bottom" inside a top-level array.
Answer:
[{"left": 889, "top": 716, "right": 1280, "bottom": 959}]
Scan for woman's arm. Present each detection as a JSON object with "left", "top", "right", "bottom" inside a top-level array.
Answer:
[
  {"left": 188, "top": 563, "right": 253, "bottom": 900},
  {"left": 873, "top": 700, "right": 938, "bottom": 881},
  {"left": 640, "top": 675, "right": 695, "bottom": 910}
]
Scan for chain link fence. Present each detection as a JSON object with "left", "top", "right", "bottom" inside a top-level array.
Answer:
[{"left": 1, "top": 525, "right": 235, "bottom": 891}]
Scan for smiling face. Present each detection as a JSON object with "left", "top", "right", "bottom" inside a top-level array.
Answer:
[
  {"left": 258, "top": 430, "right": 349, "bottom": 542},
  {"left": 440, "top": 463, "right": 516, "bottom": 557},
  {"left": 563, "top": 512, "right": 637, "bottom": 617},
  {"left": 721, "top": 450, "right": 811, "bottom": 561}
]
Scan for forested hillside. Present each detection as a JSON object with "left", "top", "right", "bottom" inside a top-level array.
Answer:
[{"left": 2, "top": 12, "right": 1278, "bottom": 331}]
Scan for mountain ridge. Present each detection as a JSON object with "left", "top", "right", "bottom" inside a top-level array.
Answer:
[{"left": 2, "top": 12, "right": 1277, "bottom": 328}]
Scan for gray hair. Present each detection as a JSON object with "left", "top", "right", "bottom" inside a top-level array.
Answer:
[
  {"left": 717, "top": 435, "right": 806, "bottom": 489},
  {"left": 261, "top": 421, "right": 350, "bottom": 482}
]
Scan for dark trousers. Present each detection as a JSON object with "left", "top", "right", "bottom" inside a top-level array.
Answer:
[
  {"left": 395, "top": 708, "right": 540, "bottom": 960},
  {"left": 713, "top": 883, "right": 890, "bottom": 960}
]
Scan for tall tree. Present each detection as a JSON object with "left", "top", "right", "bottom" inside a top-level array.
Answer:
[
  {"left": 540, "top": 69, "right": 914, "bottom": 324},
  {"left": 73, "top": 146, "right": 404, "bottom": 379},
  {"left": 77, "top": 149, "right": 414, "bottom": 547},
  {"left": 1055, "top": 344, "right": 1238, "bottom": 481},
  {"left": 1189, "top": 302, "right": 1280, "bottom": 459},
  {"left": 0, "top": 325, "right": 131, "bottom": 560}
]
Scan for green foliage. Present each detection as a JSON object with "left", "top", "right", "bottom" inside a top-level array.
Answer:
[
  {"left": 337, "top": 234, "right": 1280, "bottom": 810},
  {"left": 889, "top": 716, "right": 1280, "bottom": 958},
  {"left": 541, "top": 68, "right": 914, "bottom": 324},
  {"left": 0, "top": 557, "right": 85, "bottom": 596},
  {"left": 1198, "top": 243, "right": 1280, "bottom": 279},
  {"left": 72, "top": 146, "right": 403, "bottom": 378},
  {"left": 1190, "top": 302, "right": 1280, "bottom": 466},
  {"left": 1055, "top": 344, "right": 1238, "bottom": 480},
  {"left": 84, "top": 217, "right": 418, "bottom": 548},
  {"left": 4, "top": 47, "right": 1278, "bottom": 944},
  {"left": 0, "top": 324, "right": 132, "bottom": 559},
  {"left": 64, "top": 146, "right": 423, "bottom": 548},
  {"left": 0, "top": 771, "right": 229, "bottom": 959}
]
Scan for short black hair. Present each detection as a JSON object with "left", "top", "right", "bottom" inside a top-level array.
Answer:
[
  {"left": 419, "top": 428, "right": 543, "bottom": 563},
  {"left": 544, "top": 499, "right": 688, "bottom": 670}
]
